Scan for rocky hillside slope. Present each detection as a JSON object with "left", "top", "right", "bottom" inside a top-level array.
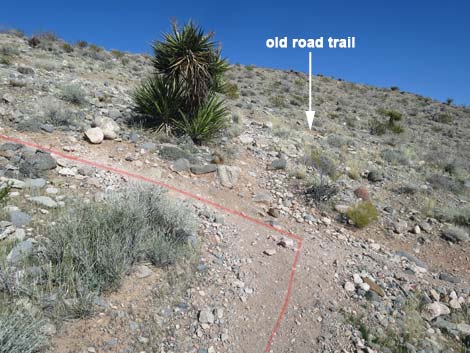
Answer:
[{"left": 1, "top": 31, "right": 470, "bottom": 353}]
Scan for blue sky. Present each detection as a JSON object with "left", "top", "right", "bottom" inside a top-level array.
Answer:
[{"left": 1, "top": 0, "right": 469, "bottom": 105}]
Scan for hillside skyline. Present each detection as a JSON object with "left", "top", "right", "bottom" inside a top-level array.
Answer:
[{"left": 1, "top": 0, "right": 469, "bottom": 105}]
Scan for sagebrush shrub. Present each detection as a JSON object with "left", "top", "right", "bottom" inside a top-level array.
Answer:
[
  {"left": 0, "top": 311, "right": 44, "bottom": 353},
  {"left": 43, "top": 185, "right": 196, "bottom": 314},
  {"left": 60, "top": 85, "right": 86, "bottom": 105}
]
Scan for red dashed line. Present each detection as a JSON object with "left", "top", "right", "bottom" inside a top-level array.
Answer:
[{"left": 0, "top": 134, "right": 303, "bottom": 352}]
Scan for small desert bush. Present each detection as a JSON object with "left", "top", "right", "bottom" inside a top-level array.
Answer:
[
  {"left": 370, "top": 109, "right": 404, "bottom": 135},
  {"left": 0, "top": 311, "right": 45, "bottom": 353},
  {"left": 270, "top": 95, "right": 287, "bottom": 108},
  {"left": 427, "top": 173, "right": 465, "bottom": 194},
  {"left": 346, "top": 201, "right": 378, "bottom": 228},
  {"left": 433, "top": 113, "right": 453, "bottom": 124},
  {"left": 75, "top": 40, "right": 88, "bottom": 48},
  {"left": 60, "top": 85, "right": 86, "bottom": 105},
  {"left": 43, "top": 185, "right": 196, "bottom": 314},
  {"left": 224, "top": 82, "right": 239, "bottom": 99},
  {"left": 434, "top": 207, "right": 470, "bottom": 227},
  {"left": 305, "top": 176, "right": 338, "bottom": 204},
  {"left": 0, "top": 183, "right": 10, "bottom": 207},
  {"left": 304, "top": 147, "right": 338, "bottom": 180},
  {"left": 42, "top": 100, "right": 78, "bottom": 127},
  {"left": 61, "top": 43, "right": 74, "bottom": 53}
]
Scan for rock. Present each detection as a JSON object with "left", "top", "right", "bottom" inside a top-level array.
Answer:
[
  {"left": 359, "top": 282, "right": 370, "bottom": 291},
  {"left": 29, "top": 196, "right": 58, "bottom": 208},
  {"left": 362, "top": 277, "right": 385, "bottom": 297},
  {"left": 269, "top": 158, "right": 287, "bottom": 170},
  {"left": 58, "top": 167, "right": 75, "bottom": 176},
  {"left": 413, "top": 225, "right": 421, "bottom": 234},
  {"left": 19, "top": 151, "right": 57, "bottom": 177},
  {"left": 191, "top": 164, "right": 217, "bottom": 175},
  {"left": 457, "top": 324, "right": 470, "bottom": 336},
  {"left": 159, "top": 144, "right": 190, "bottom": 161},
  {"left": 393, "top": 220, "right": 408, "bottom": 234},
  {"left": 278, "top": 237, "right": 294, "bottom": 248},
  {"left": 135, "top": 265, "right": 153, "bottom": 279},
  {"left": 141, "top": 142, "right": 157, "bottom": 152},
  {"left": 344, "top": 281, "right": 355, "bottom": 292},
  {"left": 335, "top": 204, "right": 349, "bottom": 214},
  {"left": 239, "top": 135, "right": 253, "bottom": 144},
  {"left": 442, "top": 225, "right": 470, "bottom": 242},
  {"left": 85, "top": 127, "right": 104, "bottom": 144},
  {"left": 419, "top": 221, "right": 432, "bottom": 233},
  {"left": 171, "top": 158, "right": 190, "bottom": 172},
  {"left": 449, "top": 298, "right": 461, "bottom": 309},
  {"left": 252, "top": 193, "right": 273, "bottom": 204},
  {"left": 421, "top": 302, "right": 450, "bottom": 321},
  {"left": 9, "top": 210, "right": 31, "bottom": 227},
  {"left": 396, "top": 250, "right": 428, "bottom": 270},
  {"left": 2, "top": 93, "right": 14, "bottom": 104},
  {"left": 40, "top": 322, "right": 57, "bottom": 336},
  {"left": 93, "top": 117, "right": 120, "bottom": 140},
  {"left": 24, "top": 178, "right": 46, "bottom": 189},
  {"left": 433, "top": 318, "right": 457, "bottom": 334},
  {"left": 365, "top": 290, "right": 382, "bottom": 302},
  {"left": 7, "top": 238, "right": 35, "bottom": 265},
  {"left": 198, "top": 308, "right": 215, "bottom": 324},
  {"left": 353, "top": 274, "right": 363, "bottom": 284},
  {"left": 367, "top": 170, "right": 384, "bottom": 182},
  {"left": 217, "top": 165, "right": 241, "bottom": 188},
  {"left": 268, "top": 207, "right": 280, "bottom": 218},
  {"left": 263, "top": 249, "right": 276, "bottom": 256},
  {"left": 439, "top": 272, "right": 460, "bottom": 284}
]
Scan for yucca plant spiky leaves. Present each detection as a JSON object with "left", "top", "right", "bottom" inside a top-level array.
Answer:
[
  {"left": 133, "top": 75, "right": 184, "bottom": 125},
  {"left": 173, "top": 95, "right": 228, "bottom": 144},
  {"left": 151, "top": 21, "right": 228, "bottom": 112}
]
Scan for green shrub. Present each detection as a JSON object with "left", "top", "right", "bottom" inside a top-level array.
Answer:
[
  {"left": 133, "top": 76, "right": 184, "bottom": 125},
  {"left": 0, "top": 311, "right": 45, "bottom": 353},
  {"left": 75, "top": 40, "right": 88, "bottom": 48},
  {"left": 224, "top": 82, "right": 239, "bottom": 99},
  {"left": 371, "top": 109, "right": 404, "bottom": 135},
  {"left": 434, "top": 113, "right": 453, "bottom": 124},
  {"left": 44, "top": 185, "right": 196, "bottom": 309},
  {"left": 434, "top": 207, "right": 470, "bottom": 227},
  {"left": 60, "top": 85, "right": 86, "bottom": 105},
  {"left": 61, "top": 43, "right": 74, "bottom": 53},
  {"left": 246, "top": 65, "right": 255, "bottom": 71},
  {"left": 346, "top": 201, "right": 378, "bottom": 228},
  {"left": 270, "top": 95, "right": 286, "bottom": 108},
  {"left": 133, "top": 21, "right": 229, "bottom": 143},
  {"left": 110, "top": 49, "right": 126, "bottom": 59},
  {"left": 151, "top": 21, "right": 228, "bottom": 111},
  {"left": 0, "top": 184, "right": 10, "bottom": 207},
  {"left": 173, "top": 95, "right": 228, "bottom": 144}
]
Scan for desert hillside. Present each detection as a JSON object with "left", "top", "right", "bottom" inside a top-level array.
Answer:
[{"left": 0, "top": 30, "right": 470, "bottom": 353}]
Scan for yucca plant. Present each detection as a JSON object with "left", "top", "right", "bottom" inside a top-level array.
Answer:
[
  {"left": 173, "top": 95, "right": 228, "bottom": 144},
  {"left": 133, "top": 76, "right": 184, "bottom": 124},
  {"left": 152, "top": 21, "right": 228, "bottom": 111},
  {"left": 133, "top": 21, "right": 229, "bottom": 144}
]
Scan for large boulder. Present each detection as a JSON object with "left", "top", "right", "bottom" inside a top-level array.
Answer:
[
  {"left": 19, "top": 150, "right": 57, "bottom": 177},
  {"left": 85, "top": 127, "right": 104, "bottom": 144},
  {"left": 93, "top": 117, "right": 120, "bottom": 140}
]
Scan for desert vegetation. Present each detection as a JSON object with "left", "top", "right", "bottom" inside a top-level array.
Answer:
[{"left": 133, "top": 21, "right": 229, "bottom": 143}]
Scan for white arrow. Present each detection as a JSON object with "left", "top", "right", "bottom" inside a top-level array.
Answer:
[{"left": 305, "top": 51, "right": 315, "bottom": 130}]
